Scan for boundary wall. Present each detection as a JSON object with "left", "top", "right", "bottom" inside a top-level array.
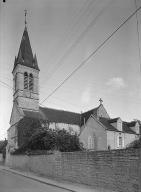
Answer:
[{"left": 6, "top": 149, "right": 141, "bottom": 192}]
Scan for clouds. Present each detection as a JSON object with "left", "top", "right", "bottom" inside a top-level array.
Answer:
[{"left": 106, "top": 77, "right": 127, "bottom": 90}]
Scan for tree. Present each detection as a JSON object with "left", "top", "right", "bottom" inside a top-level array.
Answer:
[
  {"left": 55, "top": 129, "right": 82, "bottom": 152},
  {"left": 17, "top": 117, "right": 43, "bottom": 148},
  {"left": 15, "top": 127, "right": 83, "bottom": 153},
  {"left": 127, "top": 136, "right": 141, "bottom": 149}
]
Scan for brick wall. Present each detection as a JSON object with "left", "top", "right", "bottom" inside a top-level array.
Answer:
[{"left": 6, "top": 148, "right": 141, "bottom": 192}]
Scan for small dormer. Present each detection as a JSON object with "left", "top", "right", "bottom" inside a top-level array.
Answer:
[
  {"left": 109, "top": 117, "right": 122, "bottom": 131},
  {"left": 128, "top": 121, "right": 140, "bottom": 134}
]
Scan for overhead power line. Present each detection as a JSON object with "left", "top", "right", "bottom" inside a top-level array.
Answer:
[
  {"left": 0, "top": 80, "right": 13, "bottom": 90},
  {"left": 42, "top": 0, "right": 112, "bottom": 85},
  {"left": 39, "top": 0, "right": 95, "bottom": 90},
  {"left": 135, "top": 0, "right": 141, "bottom": 73},
  {"left": 41, "top": 5, "right": 141, "bottom": 105}
]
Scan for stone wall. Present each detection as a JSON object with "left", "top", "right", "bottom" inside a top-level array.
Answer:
[
  {"left": 79, "top": 116, "right": 107, "bottom": 150},
  {"left": 6, "top": 148, "right": 141, "bottom": 192}
]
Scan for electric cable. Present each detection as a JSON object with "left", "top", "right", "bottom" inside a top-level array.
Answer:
[
  {"left": 41, "top": 5, "right": 141, "bottom": 105},
  {"left": 135, "top": 0, "right": 141, "bottom": 73}
]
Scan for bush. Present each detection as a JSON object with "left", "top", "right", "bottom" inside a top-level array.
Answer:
[
  {"left": 15, "top": 128, "right": 83, "bottom": 153},
  {"left": 17, "top": 117, "right": 42, "bottom": 148},
  {"left": 127, "top": 137, "right": 141, "bottom": 149},
  {"left": 55, "top": 129, "right": 82, "bottom": 152}
]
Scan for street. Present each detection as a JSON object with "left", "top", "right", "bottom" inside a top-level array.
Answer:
[{"left": 0, "top": 169, "right": 70, "bottom": 192}]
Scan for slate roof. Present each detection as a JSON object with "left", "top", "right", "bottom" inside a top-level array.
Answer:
[
  {"left": 23, "top": 107, "right": 81, "bottom": 125},
  {"left": 122, "top": 122, "right": 136, "bottom": 134},
  {"left": 99, "top": 118, "right": 138, "bottom": 134},
  {"left": 108, "top": 118, "right": 119, "bottom": 123},
  {"left": 23, "top": 106, "right": 139, "bottom": 135},
  {"left": 39, "top": 107, "right": 80, "bottom": 125},
  {"left": 23, "top": 110, "right": 46, "bottom": 120},
  {"left": 126, "top": 121, "right": 136, "bottom": 127},
  {"left": 80, "top": 107, "right": 99, "bottom": 126},
  {"left": 99, "top": 117, "right": 119, "bottom": 132},
  {"left": 13, "top": 27, "right": 39, "bottom": 72}
]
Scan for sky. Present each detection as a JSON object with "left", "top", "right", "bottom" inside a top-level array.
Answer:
[{"left": 0, "top": 0, "right": 141, "bottom": 139}]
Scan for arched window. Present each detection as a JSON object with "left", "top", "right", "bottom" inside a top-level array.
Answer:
[
  {"left": 24, "top": 72, "right": 28, "bottom": 89},
  {"left": 15, "top": 73, "right": 17, "bottom": 91},
  {"left": 117, "top": 134, "right": 124, "bottom": 149},
  {"left": 88, "top": 135, "right": 94, "bottom": 150},
  {"left": 29, "top": 73, "right": 33, "bottom": 91}
]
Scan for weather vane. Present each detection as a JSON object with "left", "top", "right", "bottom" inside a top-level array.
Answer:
[{"left": 24, "top": 9, "right": 27, "bottom": 27}]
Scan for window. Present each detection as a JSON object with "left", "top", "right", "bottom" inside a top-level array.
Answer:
[
  {"left": 117, "top": 134, "right": 124, "bottom": 148},
  {"left": 88, "top": 135, "right": 94, "bottom": 150},
  {"left": 24, "top": 72, "right": 28, "bottom": 89},
  {"left": 29, "top": 73, "right": 33, "bottom": 91},
  {"left": 15, "top": 73, "right": 17, "bottom": 91},
  {"left": 119, "top": 136, "right": 122, "bottom": 148}
]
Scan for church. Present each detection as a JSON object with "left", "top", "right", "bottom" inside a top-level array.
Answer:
[{"left": 7, "top": 21, "right": 140, "bottom": 153}]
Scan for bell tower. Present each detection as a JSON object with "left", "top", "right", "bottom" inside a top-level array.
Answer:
[{"left": 12, "top": 12, "right": 40, "bottom": 112}]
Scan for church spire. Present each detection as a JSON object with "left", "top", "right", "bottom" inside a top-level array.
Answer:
[
  {"left": 24, "top": 9, "right": 27, "bottom": 28},
  {"left": 33, "top": 54, "right": 40, "bottom": 71},
  {"left": 12, "top": 11, "right": 39, "bottom": 72}
]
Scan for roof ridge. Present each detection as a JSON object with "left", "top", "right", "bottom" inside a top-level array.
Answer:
[
  {"left": 39, "top": 106, "right": 80, "bottom": 115},
  {"left": 82, "top": 106, "right": 99, "bottom": 114}
]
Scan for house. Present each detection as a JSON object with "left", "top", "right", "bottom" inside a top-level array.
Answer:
[
  {"left": 7, "top": 19, "right": 140, "bottom": 153},
  {"left": 79, "top": 101, "right": 140, "bottom": 150}
]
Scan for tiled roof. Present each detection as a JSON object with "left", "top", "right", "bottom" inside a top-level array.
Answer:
[
  {"left": 99, "top": 117, "right": 119, "bottom": 132},
  {"left": 23, "top": 110, "right": 46, "bottom": 120},
  {"left": 13, "top": 27, "right": 39, "bottom": 72},
  {"left": 100, "top": 118, "right": 137, "bottom": 134},
  {"left": 23, "top": 107, "right": 140, "bottom": 135},
  {"left": 39, "top": 107, "right": 81, "bottom": 125},
  {"left": 80, "top": 107, "right": 99, "bottom": 126},
  {"left": 126, "top": 121, "right": 136, "bottom": 127},
  {"left": 108, "top": 117, "right": 119, "bottom": 123},
  {"left": 122, "top": 122, "right": 136, "bottom": 134}
]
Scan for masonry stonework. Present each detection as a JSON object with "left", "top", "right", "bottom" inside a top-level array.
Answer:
[
  {"left": 13, "top": 65, "right": 39, "bottom": 111},
  {"left": 79, "top": 116, "right": 107, "bottom": 150},
  {"left": 6, "top": 148, "right": 141, "bottom": 192}
]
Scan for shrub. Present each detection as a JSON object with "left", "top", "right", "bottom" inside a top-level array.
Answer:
[
  {"left": 15, "top": 128, "right": 83, "bottom": 153},
  {"left": 127, "top": 137, "right": 141, "bottom": 149}
]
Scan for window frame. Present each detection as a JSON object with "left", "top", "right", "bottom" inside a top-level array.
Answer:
[
  {"left": 88, "top": 135, "right": 94, "bottom": 150},
  {"left": 29, "top": 73, "right": 34, "bottom": 91},
  {"left": 24, "top": 72, "right": 28, "bottom": 90},
  {"left": 15, "top": 73, "right": 17, "bottom": 91}
]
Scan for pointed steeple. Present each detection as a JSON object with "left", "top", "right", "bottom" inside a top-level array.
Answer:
[
  {"left": 17, "top": 47, "right": 23, "bottom": 63},
  {"left": 33, "top": 54, "right": 40, "bottom": 71},
  {"left": 12, "top": 27, "right": 39, "bottom": 72},
  {"left": 13, "top": 56, "right": 17, "bottom": 69}
]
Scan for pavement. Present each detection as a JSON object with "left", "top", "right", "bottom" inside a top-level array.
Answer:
[{"left": 0, "top": 165, "right": 115, "bottom": 192}]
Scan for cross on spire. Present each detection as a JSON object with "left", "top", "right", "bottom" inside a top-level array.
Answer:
[
  {"left": 24, "top": 9, "right": 27, "bottom": 27},
  {"left": 99, "top": 98, "right": 103, "bottom": 105}
]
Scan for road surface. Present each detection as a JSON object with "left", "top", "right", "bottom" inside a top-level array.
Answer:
[{"left": 0, "top": 169, "right": 70, "bottom": 192}]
